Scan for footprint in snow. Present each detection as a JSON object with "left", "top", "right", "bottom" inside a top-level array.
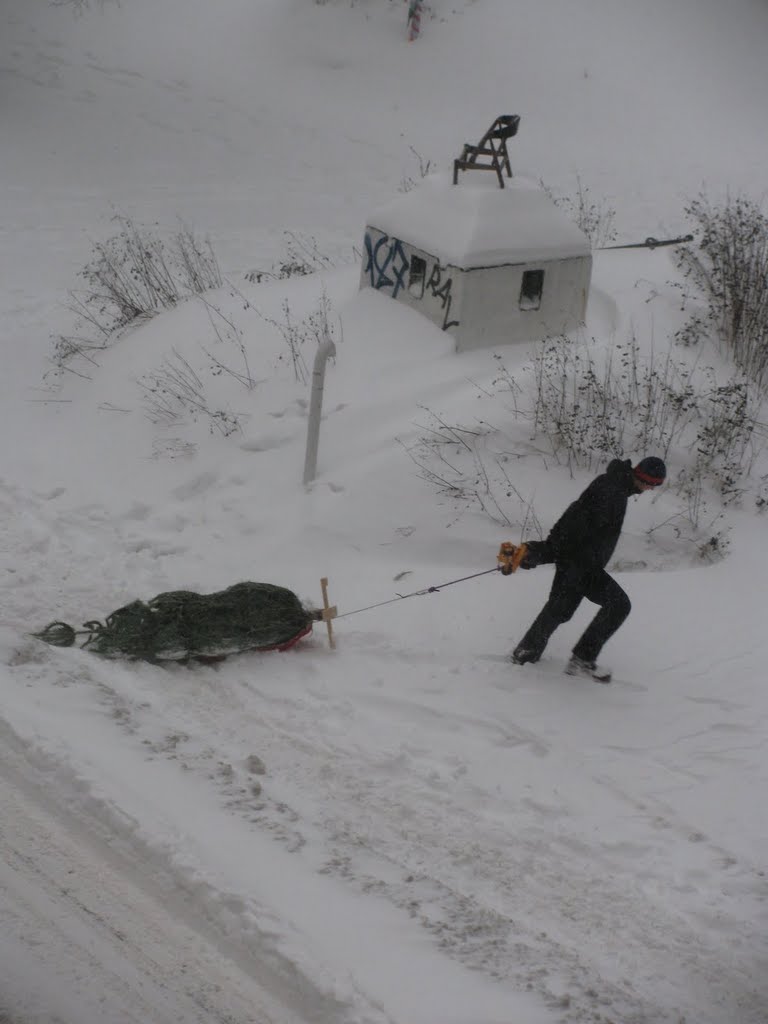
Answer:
[
  {"left": 239, "top": 431, "right": 295, "bottom": 453},
  {"left": 171, "top": 470, "right": 219, "bottom": 501}
]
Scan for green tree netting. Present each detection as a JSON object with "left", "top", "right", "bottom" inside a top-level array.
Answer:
[{"left": 33, "top": 582, "right": 314, "bottom": 662}]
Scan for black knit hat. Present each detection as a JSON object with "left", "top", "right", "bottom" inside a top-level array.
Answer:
[{"left": 633, "top": 456, "right": 666, "bottom": 486}]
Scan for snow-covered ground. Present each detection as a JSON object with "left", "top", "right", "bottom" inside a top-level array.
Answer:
[{"left": 2, "top": 1, "right": 767, "bottom": 1022}]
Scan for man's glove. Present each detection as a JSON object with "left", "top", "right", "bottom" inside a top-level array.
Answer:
[
  {"left": 498, "top": 540, "right": 553, "bottom": 574},
  {"left": 497, "top": 542, "right": 528, "bottom": 574}
]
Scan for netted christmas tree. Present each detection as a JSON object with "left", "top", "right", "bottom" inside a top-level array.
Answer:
[{"left": 34, "top": 581, "right": 316, "bottom": 662}]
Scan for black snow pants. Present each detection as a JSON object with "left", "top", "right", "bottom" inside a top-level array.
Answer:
[{"left": 516, "top": 564, "right": 631, "bottom": 663}]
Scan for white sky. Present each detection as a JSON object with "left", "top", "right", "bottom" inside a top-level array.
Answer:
[{"left": 1, "top": 1, "right": 767, "bottom": 1022}]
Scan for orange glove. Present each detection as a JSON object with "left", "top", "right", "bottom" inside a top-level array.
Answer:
[{"left": 497, "top": 542, "right": 529, "bottom": 575}]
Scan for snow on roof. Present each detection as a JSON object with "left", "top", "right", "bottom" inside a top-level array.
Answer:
[{"left": 366, "top": 174, "right": 591, "bottom": 269}]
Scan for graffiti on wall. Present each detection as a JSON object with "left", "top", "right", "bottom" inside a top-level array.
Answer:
[
  {"left": 425, "top": 262, "right": 459, "bottom": 331},
  {"left": 363, "top": 232, "right": 409, "bottom": 297},
  {"left": 363, "top": 230, "right": 459, "bottom": 331}
]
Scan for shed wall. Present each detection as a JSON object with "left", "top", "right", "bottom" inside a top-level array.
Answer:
[
  {"left": 361, "top": 224, "right": 591, "bottom": 351},
  {"left": 361, "top": 227, "right": 465, "bottom": 335},
  {"left": 456, "top": 256, "right": 591, "bottom": 350}
]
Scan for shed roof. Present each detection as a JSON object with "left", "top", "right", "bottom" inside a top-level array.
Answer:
[{"left": 367, "top": 174, "right": 590, "bottom": 269}]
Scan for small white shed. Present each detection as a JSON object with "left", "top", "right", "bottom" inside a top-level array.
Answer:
[{"left": 360, "top": 175, "right": 592, "bottom": 351}]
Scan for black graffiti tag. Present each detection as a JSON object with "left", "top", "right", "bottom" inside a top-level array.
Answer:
[
  {"left": 426, "top": 263, "right": 459, "bottom": 331},
  {"left": 363, "top": 232, "right": 409, "bottom": 297}
]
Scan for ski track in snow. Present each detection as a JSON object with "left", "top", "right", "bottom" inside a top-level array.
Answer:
[{"left": 3, "top": 476, "right": 767, "bottom": 1024}]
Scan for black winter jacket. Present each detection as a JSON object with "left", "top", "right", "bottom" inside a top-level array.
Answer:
[{"left": 532, "top": 459, "right": 637, "bottom": 572}]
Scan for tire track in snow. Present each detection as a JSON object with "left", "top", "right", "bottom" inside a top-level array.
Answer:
[{"left": 0, "top": 719, "right": 358, "bottom": 1024}]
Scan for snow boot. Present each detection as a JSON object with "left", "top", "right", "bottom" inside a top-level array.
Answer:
[
  {"left": 511, "top": 646, "right": 540, "bottom": 665},
  {"left": 565, "top": 654, "right": 612, "bottom": 683}
]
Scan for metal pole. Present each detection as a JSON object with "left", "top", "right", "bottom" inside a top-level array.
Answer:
[
  {"left": 303, "top": 337, "right": 336, "bottom": 486},
  {"left": 597, "top": 233, "right": 693, "bottom": 251}
]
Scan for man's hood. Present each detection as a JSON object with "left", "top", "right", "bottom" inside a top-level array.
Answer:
[{"left": 605, "top": 458, "right": 636, "bottom": 492}]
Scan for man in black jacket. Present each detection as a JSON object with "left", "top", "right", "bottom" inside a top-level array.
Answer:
[{"left": 511, "top": 456, "right": 666, "bottom": 680}]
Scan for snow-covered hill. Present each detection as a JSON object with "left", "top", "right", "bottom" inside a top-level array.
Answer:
[{"left": 1, "top": 2, "right": 767, "bottom": 1022}]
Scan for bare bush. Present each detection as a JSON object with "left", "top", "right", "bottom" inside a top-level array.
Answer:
[
  {"left": 80, "top": 215, "right": 221, "bottom": 331},
  {"left": 521, "top": 334, "right": 763, "bottom": 520},
  {"left": 645, "top": 506, "right": 731, "bottom": 564},
  {"left": 138, "top": 349, "right": 242, "bottom": 437},
  {"left": 259, "top": 291, "right": 341, "bottom": 384},
  {"left": 51, "top": 0, "right": 117, "bottom": 11},
  {"left": 539, "top": 175, "right": 617, "bottom": 248},
  {"left": 673, "top": 193, "right": 768, "bottom": 386},
  {"left": 401, "top": 408, "right": 544, "bottom": 532},
  {"left": 399, "top": 146, "right": 434, "bottom": 193},
  {"left": 407, "top": 335, "right": 762, "bottom": 551},
  {"left": 529, "top": 335, "right": 698, "bottom": 472},
  {"left": 53, "top": 215, "right": 221, "bottom": 376},
  {"left": 245, "top": 232, "right": 335, "bottom": 284},
  {"left": 198, "top": 292, "right": 263, "bottom": 392}
]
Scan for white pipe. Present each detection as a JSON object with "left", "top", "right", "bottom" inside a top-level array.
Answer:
[{"left": 303, "top": 337, "right": 336, "bottom": 486}]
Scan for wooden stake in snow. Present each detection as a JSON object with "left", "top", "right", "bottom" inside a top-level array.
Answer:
[
  {"left": 407, "top": 0, "right": 423, "bottom": 42},
  {"left": 319, "top": 577, "right": 338, "bottom": 649}
]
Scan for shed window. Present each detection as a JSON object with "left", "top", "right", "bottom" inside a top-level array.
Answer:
[
  {"left": 408, "top": 255, "right": 427, "bottom": 298},
  {"left": 520, "top": 269, "right": 544, "bottom": 310}
]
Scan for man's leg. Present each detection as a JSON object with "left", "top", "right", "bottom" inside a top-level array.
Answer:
[
  {"left": 571, "top": 571, "right": 630, "bottom": 663},
  {"left": 513, "top": 566, "right": 584, "bottom": 662}
]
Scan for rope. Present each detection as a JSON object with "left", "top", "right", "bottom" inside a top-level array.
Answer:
[
  {"left": 337, "top": 566, "right": 500, "bottom": 619},
  {"left": 34, "top": 568, "right": 508, "bottom": 659}
]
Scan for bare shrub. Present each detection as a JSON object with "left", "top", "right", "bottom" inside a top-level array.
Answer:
[
  {"left": 52, "top": 220, "right": 217, "bottom": 377},
  {"left": 399, "top": 146, "right": 434, "bottom": 193},
  {"left": 529, "top": 335, "right": 699, "bottom": 472},
  {"left": 245, "top": 232, "right": 335, "bottom": 284},
  {"left": 405, "top": 330, "right": 763, "bottom": 538},
  {"left": 646, "top": 507, "right": 731, "bottom": 564},
  {"left": 50, "top": 326, "right": 109, "bottom": 381},
  {"left": 138, "top": 349, "right": 242, "bottom": 437},
  {"left": 755, "top": 474, "right": 768, "bottom": 513},
  {"left": 539, "top": 175, "right": 617, "bottom": 248},
  {"left": 51, "top": 0, "right": 116, "bottom": 11},
  {"left": 259, "top": 291, "right": 341, "bottom": 384},
  {"left": 198, "top": 292, "right": 262, "bottom": 392},
  {"left": 79, "top": 215, "right": 221, "bottom": 331},
  {"left": 673, "top": 193, "right": 768, "bottom": 386},
  {"left": 523, "top": 334, "right": 763, "bottom": 521},
  {"left": 52, "top": 215, "right": 221, "bottom": 377},
  {"left": 401, "top": 407, "right": 544, "bottom": 533}
]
